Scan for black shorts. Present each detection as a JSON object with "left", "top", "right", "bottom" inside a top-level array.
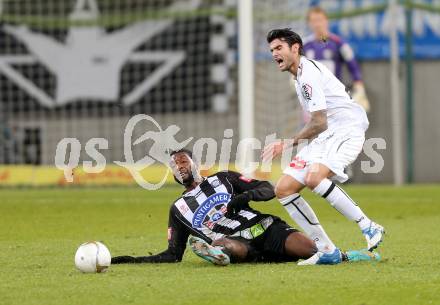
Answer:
[{"left": 231, "top": 219, "right": 300, "bottom": 263}]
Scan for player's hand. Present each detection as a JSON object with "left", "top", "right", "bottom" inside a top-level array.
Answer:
[
  {"left": 226, "top": 193, "right": 251, "bottom": 216},
  {"left": 261, "top": 141, "right": 286, "bottom": 162},
  {"left": 352, "top": 82, "right": 370, "bottom": 113}
]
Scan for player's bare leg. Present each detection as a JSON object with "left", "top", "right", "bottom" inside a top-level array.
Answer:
[
  {"left": 212, "top": 238, "right": 249, "bottom": 262},
  {"left": 305, "top": 163, "right": 385, "bottom": 251},
  {"left": 275, "top": 174, "right": 338, "bottom": 255},
  {"left": 284, "top": 231, "right": 317, "bottom": 259}
]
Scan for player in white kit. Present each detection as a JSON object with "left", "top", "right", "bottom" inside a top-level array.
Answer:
[{"left": 263, "top": 28, "right": 384, "bottom": 265}]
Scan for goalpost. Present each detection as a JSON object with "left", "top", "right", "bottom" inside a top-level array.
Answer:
[{"left": 237, "top": 0, "right": 255, "bottom": 174}]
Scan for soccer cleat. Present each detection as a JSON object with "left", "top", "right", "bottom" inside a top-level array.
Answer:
[
  {"left": 298, "top": 248, "right": 342, "bottom": 266},
  {"left": 188, "top": 236, "right": 230, "bottom": 266},
  {"left": 362, "top": 222, "right": 385, "bottom": 251},
  {"left": 346, "top": 249, "right": 381, "bottom": 262}
]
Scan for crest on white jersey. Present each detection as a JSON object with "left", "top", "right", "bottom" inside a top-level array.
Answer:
[{"left": 301, "top": 83, "right": 313, "bottom": 101}]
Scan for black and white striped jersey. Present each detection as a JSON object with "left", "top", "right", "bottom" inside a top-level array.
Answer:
[{"left": 165, "top": 171, "right": 275, "bottom": 261}]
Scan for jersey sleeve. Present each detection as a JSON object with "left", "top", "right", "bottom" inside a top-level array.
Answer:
[
  {"left": 300, "top": 61, "right": 327, "bottom": 112},
  {"left": 223, "top": 171, "right": 275, "bottom": 202},
  {"left": 166, "top": 204, "right": 191, "bottom": 261},
  {"left": 338, "top": 40, "right": 362, "bottom": 82}
]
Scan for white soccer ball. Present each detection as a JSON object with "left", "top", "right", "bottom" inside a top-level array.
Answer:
[{"left": 74, "top": 241, "right": 111, "bottom": 273}]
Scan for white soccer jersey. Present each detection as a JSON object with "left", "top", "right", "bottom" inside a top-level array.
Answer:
[{"left": 293, "top": 56, "right": 369, "bottom": 131}]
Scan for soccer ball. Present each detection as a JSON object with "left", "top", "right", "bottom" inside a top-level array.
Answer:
[{"left": 74, "top": 241, "right": 111, "bottom": 273}]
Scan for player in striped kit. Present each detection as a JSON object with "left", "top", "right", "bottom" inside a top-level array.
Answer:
[
  {"left": 112, "top": 149, "right": 377, "bottom": 265},
  {"left": 112, "top": 149, "right": 317, "bottom": 265}
]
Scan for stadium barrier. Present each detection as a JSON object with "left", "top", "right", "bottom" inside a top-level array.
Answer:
[{"left": 0, "top": 164, "right": 284, "bottom": 187}]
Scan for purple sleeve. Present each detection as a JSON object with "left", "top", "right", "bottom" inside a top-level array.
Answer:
[{"left": 338, "top": 38, "right": 363, "bottom": 82}]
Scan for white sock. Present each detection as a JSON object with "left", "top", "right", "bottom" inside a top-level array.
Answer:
[
  {"left": 313, "top": 179, "right": 371, "bottom": 231},
  {"left": 279, "top": 193, "right": 336, "bottom": 253}
]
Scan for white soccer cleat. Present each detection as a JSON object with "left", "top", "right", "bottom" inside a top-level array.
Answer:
[
  {"left": 298, "top": 248, "right": 342, "bottom": 266},
  {"left": 362, "top": 222, "right": 385, "bottom": 251}
]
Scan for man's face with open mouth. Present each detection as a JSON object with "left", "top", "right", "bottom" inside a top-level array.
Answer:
[{"left": 269, "top": 38, "right": 295, "bottom": 72}]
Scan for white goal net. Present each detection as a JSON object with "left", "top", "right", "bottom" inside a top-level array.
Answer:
[{"left": 0, "top": 0, "right": 238, "bottom": 167}]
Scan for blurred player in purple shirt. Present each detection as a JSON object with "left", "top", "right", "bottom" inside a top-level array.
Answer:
[{"left": 303, "top": 7, "right": 370, "bottom": 112}]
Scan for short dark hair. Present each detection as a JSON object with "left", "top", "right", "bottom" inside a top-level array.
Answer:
[
  {"left": 307, "top": 6, "right": 328, "bottom": 21},
  {"left": 169, "top": 148, "right": 195, "bottom": 186},
  {"left": 267, "top": 28, "right": 304, "bottom": 55},
  {"left": 169, "top": 148, "right": 193, "bottom": 159}
]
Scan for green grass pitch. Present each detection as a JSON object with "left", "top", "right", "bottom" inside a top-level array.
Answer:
[{"left": 1, "top": 185, "right": 440, "bottom": 305}]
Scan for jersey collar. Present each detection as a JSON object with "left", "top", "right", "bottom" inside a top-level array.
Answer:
[
  {"left": 182, "top": 177, "right": 206, "bottom": 195},
  {"left": 293, "top": 56, "right": 306, "bottom": 80}
]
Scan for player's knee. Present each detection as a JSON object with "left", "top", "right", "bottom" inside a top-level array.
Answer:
[
  {"left": 274, "top": 184, "right": 289, "bottom": 198},
  {"left": 212, "top": 238, "right": 228, "bottom": 248},
  {"left": 285, "top": 232, "right": 318, "bottom": 259},
  {"left": 212, "top": 238, "right": 247, "bottom": 262},
  {"left": 275, "top": 181, "right": 297, "bottom": 199},
  {"left": 304, "top": 173, "right": 325, "bottom": 190}
]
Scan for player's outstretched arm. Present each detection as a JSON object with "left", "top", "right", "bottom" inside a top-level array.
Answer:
[
  {"left": 111, "top": 250, "right": 181, "bottom": 264},
  {"left": 262, "top": 110, "right": 327, "bottom": 162},
  {"left": 339, "top": 41, "right": 363, "bottom": 83},
  {"left": 225, "top": 171, "right": 275, "bottom": 214},
  {"left": 339, "top": 41, "right": 371, "bottom": 112},
  {"left": 112, "top": 205, "right": 189, "bottom": 264},
  {"left": 227, "top": 171, "right": 275, "bottom": 201}
]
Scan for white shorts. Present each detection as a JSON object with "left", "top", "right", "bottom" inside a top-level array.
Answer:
[{"left": 283, "top": 128, "right": 365, "bottom": 184}]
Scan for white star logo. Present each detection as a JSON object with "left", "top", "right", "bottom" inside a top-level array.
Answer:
[{"left": 0, "top": 0, "right": 200, "bottom": 107}]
